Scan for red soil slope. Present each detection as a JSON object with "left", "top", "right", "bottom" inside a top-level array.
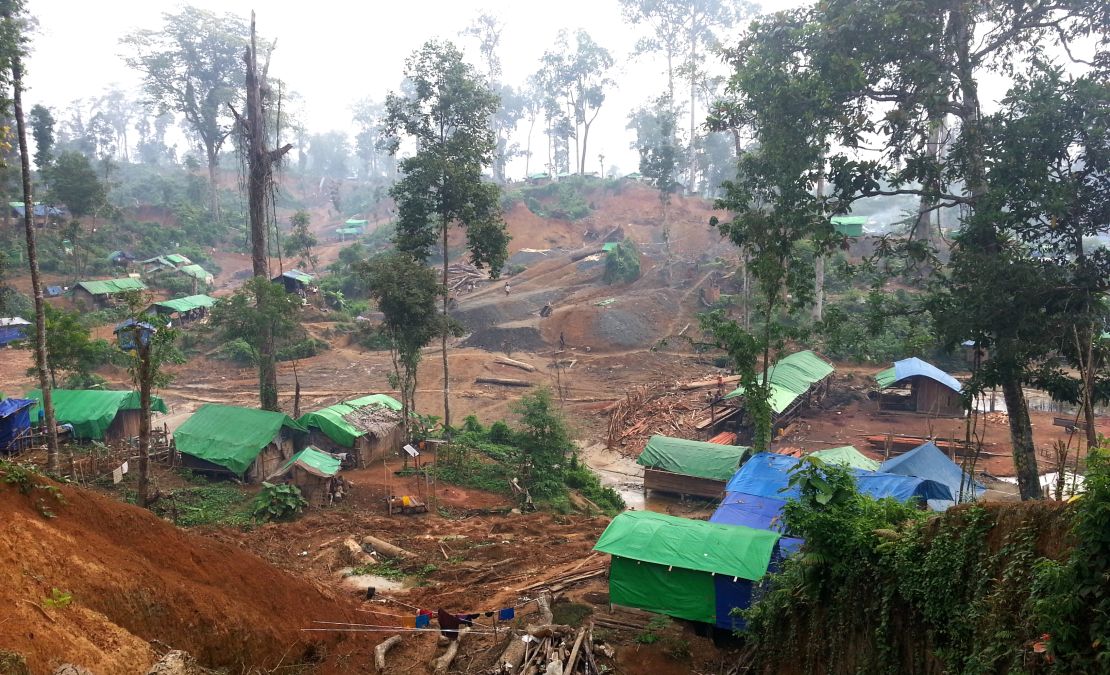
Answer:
[{"left": 0, "top": 476, "right": 376, "bottom": 673}]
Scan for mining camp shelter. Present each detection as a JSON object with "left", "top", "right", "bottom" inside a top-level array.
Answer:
[
  {"left": 831, "top": 215, "right": 866, "bottom": 237},
  {"left": 272, "top": 269, "right": 315, "bottom": 296},
  {"left": 0, "top": 397, "right": 34, "bottom": 453},
  {"left": 810, "top": 445, "right": 879, "bottom": 471},
  {"left": 174, "top": 403, "right": 306, "bottom": 482},
  {"left": 297, "top": 394, "right": 404, "bottom": 468},
  {"left": 176, "top": 264, "right": 214, "bottom": 288},
  {"left": 147, "top": 294, "right": 216, "bottom": 324},
  {"left": 71, "top": 278, "right": 147, "bottom": 309},
  {"left": 726, "top": 452, "right": 954, "bottom": 508},
  {"left": 0, "top": 317, "right": 31, "bottom": 346},
  {"left": 636, "top": 434, "right": 749, "bottom": 499},
  {"left": 267, "top": 446, "right": 342, "bottom": 506},
  {"left": 875, "top": 357, "right": 963, "bottom": 417},
  {"left": 710, "top": 492, "right": 805, "bottom": 556},
  {"left": 593, "top": 510, "right": 782, "bottom": 630},
  {"left": 722, "top": 350, "right": 835, "bottom": 426},
  {"left": 880, "top": 441, "right": 985, "bottom": 510},
  {"left": 26, "top": 389, "right": 167, "bottom": 444}
]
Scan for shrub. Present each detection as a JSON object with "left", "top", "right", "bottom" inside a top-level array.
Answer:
[
  {"left": 276, "top": 338, "right": 329, "bottom": 361},
  {"left": 252, "top": 482, "right": 307, "bottom": 522},
  {"left": 603, "top": 240, "right": 641, "bottom": 285},
  {"left": 214, "top": 338, "right": 256, "bottom": 365},
  {"left": 488, "top": 421, "right": 513, "bottom": 444}
]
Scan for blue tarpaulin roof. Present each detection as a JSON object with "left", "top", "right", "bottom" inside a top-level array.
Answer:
[
  {"left": 710, "top": 492, "right": 805, "bottom": 556},
  {"left": 875, "top": 357, "right": 961, "bottom": 393},
  {"left": 725, "top": 452, "right": 954, "bottom": 506},
  {"left": 880, "top": 442, "right": 985, "bottom": 510},
  {"left": 0, "top": 398, "right": 34, "bottom": 450}
]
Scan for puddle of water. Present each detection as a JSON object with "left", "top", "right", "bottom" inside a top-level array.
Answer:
[
  {"left": 577, "top": 441, "right": 720, "bottom": 516},
  {"left": 337, "top": 568, "right": 404, "bottom": 593}
]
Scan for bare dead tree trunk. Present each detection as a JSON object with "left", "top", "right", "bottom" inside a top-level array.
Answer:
[
  {"left": 7, "top": 18, "right": 59, "bottom": 468},
  {"left": 238, "top": 12, "right": 292, "bottom": 411}
]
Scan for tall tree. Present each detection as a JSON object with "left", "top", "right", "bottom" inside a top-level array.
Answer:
[
  {"left": 630, "top": 96, "right": 679, "bottom": 249},
  {"left": 231, "top": 12, "right": 293, "bottom": 411},
  {"left": 461, "top": 12, "right": 523, "bottom": 183},
  {"left": 284, "top": 209, "right": 318, "bottom": 272},
  {"left": 122, "top": 7, "right": 250, "bottom": 215},
  {"left": 1, "top": 0, "right": 58, "bottom": 468},
  {"left": 540, "top": 30, "right": 614, "bottom": 175},
  {"left": 384, "top": 40, "right": 510, "bottom": 431},
  {"left": 28, "top": 103, "right": 53, "bottom": 168},
  {"left": 45, "top": 151, "right": 105, "bottom": 218},
  {"left": 351, "top": 98, "right": 395, "bottom": 180}
]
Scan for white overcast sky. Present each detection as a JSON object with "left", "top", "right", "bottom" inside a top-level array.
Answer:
[{"left": 22, "top": 0, "right": 806, "bottom": 177}]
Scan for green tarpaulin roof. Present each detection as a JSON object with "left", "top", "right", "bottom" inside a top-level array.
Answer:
[
  {"left": 174, "top": 403, "right": 305, "bottom": 475},
  {"left": 165, "top": 254, "right": 191, "bottom": 265},
  {"left": 275, "top": 446, "right": 341, "bottom": 479},
  {"left": 345, "top": 219, "right": 369, "bottom": 226},
  {"left": 831, "top": 215, "right": 866, "bottom": 236},
  {"left": 336, "top": 227, "right": 363, "bottom": 235},
  {"left": 298, "top": 394, "right": 402, "bottom": 448},
  {"left": 152, "top": 294, "right": 216, "bottom": 314},
  {"left": 74, "top": 278, "right": 147, "bottom": 296},
  {"left": 26, "top": 389, "right": 167, "bottom": 440},
  {"left": 602, "top": 242, "right": 619, "bottom": 252},
  {"left": 811, "top": 445, "right": 879, "bottom": 471},
  {"left": 177, "top": 264, "right": 212, "bottom": 281},
  {"left": 724, "top": 350, "right": 835, "bottom": 413},
  {"left": 594, "top": 510, "right": 780, "bottom": 581},
  {"left": 637, "top": 435, "right": 749, "bottom": 481}
]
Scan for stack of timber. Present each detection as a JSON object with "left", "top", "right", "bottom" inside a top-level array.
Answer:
[
  {"left": 497, "top": 622, "right": 604, "bottom": 675},
  {"left": 447, "top": 262, "right": 489, "bottom": 293},
  {"left": 603, "top": 386, "right": 705, "bottom": 454}
]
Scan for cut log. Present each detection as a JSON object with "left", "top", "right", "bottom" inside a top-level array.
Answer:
[
  {"left": 361, "top": 535, "right": 415, "bottom": 560},
  {"left": 432, "top": 627, "right": 469, "bottom": 674},
  {"left": 496, "top": 635, "right": 527, "bottom": 672},
  {"left": 526, "top": 624, "right": 575, "bottom": 639},
  {"left": 476, "top": 377, "right": 532, "bottom": 387},
  {"left": 494, "top": 356, "right": 537, "bottom": 372},
  {"left": 374, "top": 635, "right": 401, "bottom": 672},
  {"left": 678, "top": 375, "right": 742, "bottom": 391},
  {"left": 341, "top": 538, "right": 373, "bottom": 566},
  {"left": 536, "top": 592, "right": 554, "bottom": 625},
  {"left": 564, "top": 627, "right": 586, "bottom": 673}
]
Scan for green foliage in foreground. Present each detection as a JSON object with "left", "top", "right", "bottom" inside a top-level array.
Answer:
[
  {"left": 150, "top": 483, "right": 254, "bottom": 528},
  {"left": 252, "top": 482, "right": 308, "bottom": 522},
  {"left": 603, "top": 240, "right": 641, "bottom": 285},
  {"left": 742, "top": 452, "right": 1110, "bottom": 674}
]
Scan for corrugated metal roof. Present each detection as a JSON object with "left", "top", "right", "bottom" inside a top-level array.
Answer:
[{"left": 875, "top": 357, "right": 961, "bottom": 393}]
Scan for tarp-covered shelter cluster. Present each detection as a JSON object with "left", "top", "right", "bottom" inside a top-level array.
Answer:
[
  {"left": 0, "top": 397, "right": 34, "bottom": 453},
  {"left": 0, "top": 317, "right": 31, "bottom": 345},
  {"left": 636, "top": 434, "right": 749, "bottom": 498},
  {"left": 297, "top": 394, "right": 404, "bottom": 467},
  {"left": 875, "top": 357, "right": 963, "bottom": 417},
  {"left": 174, "top": 403, "right": 305, "bottom": 482},
  {"left": 9, "top": 201, "right": 64, "bottom": 219},
  {"left": 26, "top": 389, "right": 167, "bottom": 443},
  {"left": 272, "top": 269, "right": 315, "bottom": 296},
  {"left": 72, "top": 278, "right": 147, "bottom": 308},
  {"left": 267, "top": 446, "right": 342, "bottom": 506},
  {"left": 337, "top": 219, "right": 367, "bottom": 237},
  {"left": 594, "top": 511, "right": 782, "bottom": 630},
  {"left": 810, "top": 445, "right": 879, "bottom": 471},
  {"left": 147, "top": 294, "right": 216, "bottom": 324},
  {"left": 723, "top": 350, "right": 835, "bottom": 423},
  {"left": 880, "top": 441, "right": 984, "bottom": 510}
]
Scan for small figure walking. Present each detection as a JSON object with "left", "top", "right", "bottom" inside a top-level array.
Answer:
[{"left": 504, "top": 282, "right": 511, "bottom": 296}]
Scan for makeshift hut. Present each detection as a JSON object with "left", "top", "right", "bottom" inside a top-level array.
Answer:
[
  {"left": 0, "top": 398, "right": 34, "bottom": 453},
  {"left": 831, "top": 215, "right": 866, "bottom": 237},
  {"left": 880, "top": 441, "right": 985, "bottom": 510},
  {"left": 272, "top": 269, "right": 315, "bottom": 296},
  {"left": 174, "top": 403, "right": 306, "bottom": 482},
  {"left": 636, "top": 434, "right": 749, "bottom": 498},
  {"left": 26, "top": 389, "right": 167, "bottom": 444},
  {"left": 0, "top": 317, "right": 31, "bottom": 346},
  {"left": 176, "top": 264, "right": 214, "bottom": 288},
  {"left": 593, "top": 511, "right": 781, "bottom": 630},
  {"left": 810, "top": 445, "right": 880, "bottom": 471},
  {"left": 266, "top": 446, "right": 341, "bottom": 506},
  {"left": 722, "top": 350, "right": 835, "bottom": 427},
  {"left": 710, "top": 492, "right": 804, "bottom": 556},
  {"left": 297, "top": 394, "right": 404, "bottom": 468},
  {"left": 71, "top": 277, "right": 147, "bottom": 309},
  {"left": 146, "top": 294, "right": 216, "bottom": 324},
  {"left": 726, "top": 452, "right": 954, "bottom": 508},
  {"left": 874, "top": 357, "right": 963, "bottom": 417}
]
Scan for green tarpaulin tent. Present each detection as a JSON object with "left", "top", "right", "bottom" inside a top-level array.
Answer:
[
  {"left": 637, "top": 435, "right": 749, "bottom": 481},
  {"left": 345, "top": 219, "right": 369, "bottom": 226},
  {"left": 724, "top": 350, "right": 835, "bottom": 414},
  {"left": 831, "top": 215, "right": 866, "bottom": 236},
  {"left": 74, "top": 278, "right": 147, "bottom": 296},
  {"left": 298, "top": 394, "right": 402, "bottom": 448},
  {"left": 177, "top": 264, "right": 213, "bottom": 283},
  {"left": 151, "top": 294, "right": 216, "bottom": 314},
  {"left": 26, "top": 389, "right": 167, "bottom": 440},
  {"left": 594, "top": 511, "right": 781, "bottom": 625},
  {"left": 174, "top": 403, "right": 306, "bottom": 475},
  {"left": 165, "top": 254, "right": 191, "bottom": 265},
  {"left": 335, "top": 227, "right": 362, "bottom": 235},
  {"left": 602, "top": 242, "right": 618, "bottom": 252},
  {"left": 811, "top": 445, "right": 879, "bottom": 471},
  {"left": 276, "top": 446, "right": 341, "bottom": 478}
]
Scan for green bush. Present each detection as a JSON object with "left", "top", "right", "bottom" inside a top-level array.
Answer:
[
  {"left": 214, "top": 338, "right": 256, "bottom": 365},
  {"left": 252, "top": 482, "right": 307, "bottom": 522},
  {"left": 488, "top": 421, "right": 513, "bottom": 444},
  {"left": 276, "top": 338, "right": 329, "bottom": 361},
  {"left": 603, "top": 240, "right": 642, "bottom": 285}
]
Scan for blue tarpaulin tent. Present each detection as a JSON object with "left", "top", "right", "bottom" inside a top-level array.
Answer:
[
  {"left": 725, "top": 452, "right": 954, "bottom": 506},
  {"left": 710, "top": 492, "right": 804, "bottom": 555},
  {"left": 880, "top": 441, "right": 985, "bottom": 510},
  {"left": 0, "top": 397, "right": 34, "bottom": 452}
]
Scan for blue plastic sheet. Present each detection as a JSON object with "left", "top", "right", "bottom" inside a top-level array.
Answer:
[
  {"left": 0, "top": 398, "right": 33, "bottom": 451},
  {"left": 880, "top": 442, "right": 985, "bottom": 509}
]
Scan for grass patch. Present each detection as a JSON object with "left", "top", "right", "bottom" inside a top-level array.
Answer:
[
  {"left": 552, "top": 602, "right": 593, "bottom": 627},
  {"left": 350, "top": 558, "right": 406, "bottom": 580},
  {"left": 152, "top": 484, "right": 253, "bottom": 527}
]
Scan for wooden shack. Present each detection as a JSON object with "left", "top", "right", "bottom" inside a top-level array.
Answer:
[
  {"left": 26, "top": 389, "right": 167, "bottom": 445},
  {"left": 174, "top": 404, "right": 305, "bottom": 482},
  {"left": 637, "top": 435, "right": 750, "bottom": 499},
  {"left": 267, "top": 446, "right": 342, "bottom": 506},
  {"left": 298, "top": 395, "right": 404, "bottom": 468},
  {"left": 875, "top": 357, "right": 964, "bottom": 417},
  {"left": 71, "top": 278, "right": 147, "bottom": 309}
]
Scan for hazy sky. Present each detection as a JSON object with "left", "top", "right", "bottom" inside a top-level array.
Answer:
[{"left": 23, "top": 0, "right": 802, "bottom": 176}]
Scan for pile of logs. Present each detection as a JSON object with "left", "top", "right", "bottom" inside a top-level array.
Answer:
[
  {"left": 448, "top": 262, "right": 490, "bottom": 293},
  {"left": 604, "top": 386, "right": 703, "bottom": 454},
  {"left": 496, "top": 623, "right": 603, "bottom": 675}
]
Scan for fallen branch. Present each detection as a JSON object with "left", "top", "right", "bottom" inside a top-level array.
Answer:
[
  {"left": 476, "top": 377, "right": 533, "bottom": 388},
  {"left": 564, "top": 627, "right": 586, "bottom": 673},
  {"left": 361, "top": 535, "right": 415, "bottom": 560},
  {"left": 375, "top": 635, "right": 401, "bottom": 672},
  {"left": 432, "top": 627, "right": 469, "bottom": 674},
  {"left": 494, "top": 356, "right": 537, "bottom": 372}
]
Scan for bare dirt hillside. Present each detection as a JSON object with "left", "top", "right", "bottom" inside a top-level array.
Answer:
[{"left": 0, "top": 475, "right": 378, "bottom": 673}]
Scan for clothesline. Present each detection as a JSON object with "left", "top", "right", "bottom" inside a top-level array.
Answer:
[{"left": 302, "top": 627, "right": 503, "bottom": 635}]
